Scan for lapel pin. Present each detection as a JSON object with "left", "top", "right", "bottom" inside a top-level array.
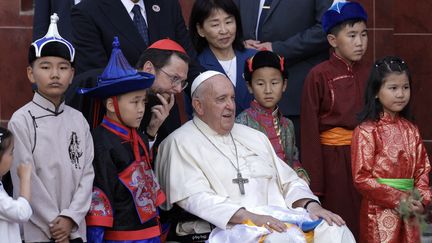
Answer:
[{"left": 152, "top": 5, "right": 160, "bottom": 12}]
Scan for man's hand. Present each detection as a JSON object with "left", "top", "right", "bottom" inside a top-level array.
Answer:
[
  {"left": 244, "top": 39, "right": 261, "bottom": 49},
  {"left": 147, "top": 93, "right": 175, "bottom": 137},
  {"left": 306, "top": 202, "right": 345, "bottom": 226},
  {"left": 253, "top": 42, "right": 273, "bottom": 51},
  {"left": 49, "top": 216, "right": 75, "bottom": 242},
  {"left": 250, "top": 213, "right": 287, "bottom": 233},
  {"left": 244, "top": 39, "right": 273, "bottom": 51},
  {"left": 230, "top": 208, "right": 287, "bottom": 233}
]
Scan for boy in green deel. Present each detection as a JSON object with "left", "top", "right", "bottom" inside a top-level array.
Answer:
[{"left": 236, "top": 50, "right": 309, "bottom": 184}]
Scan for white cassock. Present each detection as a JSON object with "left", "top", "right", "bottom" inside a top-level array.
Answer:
[{"left": 156, "top": 116, "right": 355, "bottom": 242}]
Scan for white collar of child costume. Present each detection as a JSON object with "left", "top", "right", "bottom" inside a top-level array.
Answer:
[
  {"left": 191, "top": 70, "right": 225, "bottom": 96},
  {"left": 32, "top": 92, "right": 65, "bottom": 115}
]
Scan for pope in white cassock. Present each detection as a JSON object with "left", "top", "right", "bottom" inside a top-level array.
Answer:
[{"left": 156, "top": 71, "right": 355, "bottom": 242}]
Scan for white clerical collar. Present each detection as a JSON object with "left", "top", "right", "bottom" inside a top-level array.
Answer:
[{"left": 193, "top": 116, "right": 230, "bottom": 138}]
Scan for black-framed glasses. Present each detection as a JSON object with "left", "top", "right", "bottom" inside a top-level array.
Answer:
[{"left": 159, "top": 69, "right": 188, "bottom": 91}]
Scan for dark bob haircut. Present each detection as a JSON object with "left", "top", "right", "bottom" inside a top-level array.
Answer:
[
  {"left": 358, "top": 56, "right": 412, "bottom": 122},
  {"left": 189, "top": 0, "right": 245, "bottom": 54}
]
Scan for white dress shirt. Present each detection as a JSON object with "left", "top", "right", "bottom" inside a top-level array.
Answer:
[{"left": 120, "top": 0, "right": 148, "bottom": 23}]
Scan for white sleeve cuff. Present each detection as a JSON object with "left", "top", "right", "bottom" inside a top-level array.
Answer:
[{"left": 177, "top": 192, "right": 242, "bottom": 229}]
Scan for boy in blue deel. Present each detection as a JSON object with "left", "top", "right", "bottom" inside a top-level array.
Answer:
[{"left": 79, "top": 37, "right": 165, "bottom": 243}]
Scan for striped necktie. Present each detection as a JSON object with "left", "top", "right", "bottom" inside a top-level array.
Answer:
[{"left": 132, "top": 5, "right": 149, "bottom": 45}]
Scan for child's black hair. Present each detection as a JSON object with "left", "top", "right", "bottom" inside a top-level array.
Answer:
[
  {"left": 328, "top": 18, "right": 366, "bottom": 35},
  {"left": 243, "top": 50, "right": 289, "bottom": 83},
  {"left": 0, "top": 127, "right": 13, "bottom": 162},
  {"left": 358, "top": 56, "right": 412, "bottom": 122}
]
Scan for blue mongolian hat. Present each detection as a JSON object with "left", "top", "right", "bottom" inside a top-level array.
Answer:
[
  {"left": 78, "top": 37, "right": 155, "bottom": 98},
  {"left": 322, "top": 1, "right": 367, "bottom": 34},
  {"left": 29, "top": 13, "right": 75, "bottom": 64}
]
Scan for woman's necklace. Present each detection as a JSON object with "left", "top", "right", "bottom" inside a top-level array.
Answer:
[
  {"left": 220, "top": 56, "right": 236, "bottom": 81},
  {"left": 193, "top": 120, "right": 249, "bottom": 195}
]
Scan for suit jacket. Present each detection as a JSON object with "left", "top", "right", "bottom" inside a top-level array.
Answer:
[
  {"left": 71, "top": 0, "right": 196, "bottom": 75},
  {"left": 33, "top": 0, "right": 75, "bottom": 41},
  {"left": 234, "top": 0, "right": 332, "bottom": 116},
  {"left": 70, "top": 0, "right": 202, "bottom": 142},
  {"left": 197, "top": 47, "right": 256, "bottom": 115}
]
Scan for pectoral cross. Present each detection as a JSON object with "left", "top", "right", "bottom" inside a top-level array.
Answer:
[{"left": 232, "top": 172, "right": 249, "bottom": 195}]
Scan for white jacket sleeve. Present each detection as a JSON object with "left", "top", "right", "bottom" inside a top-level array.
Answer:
[
  {"left": 177, "top": 192, "right": 242, "bottom": 229},
  {"left": 0, "top": 189, "right": 32, "bottom": 223}
]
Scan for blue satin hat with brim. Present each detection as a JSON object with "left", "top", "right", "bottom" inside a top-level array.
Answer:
[
  {"left": 78, "top": 37, "right": 155, "bottom": 99},
  {"left": 322, "top": 1, "right": 368, "bottom": 34}
]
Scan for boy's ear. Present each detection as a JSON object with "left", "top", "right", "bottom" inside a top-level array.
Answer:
[
  {"left": 27, "top": 66, "right": 36, "bottom": 84},
  {"left": 68, "top": 67, "right": 75, "bottom": 84},
  {"left": 282, "top": 79, "right": 288, "bottom": 92},
  {"left": 327, "top": 34, "right": 337, "bottom": 48},
  {"left": 105, "top": 97, "right": 116, "bottom": 113},
  {"left": 246, "top": 82, "right": 254, "bottom": 94},
  {"left": 142, "top": 61, "right": 155, "bottom": 75}
]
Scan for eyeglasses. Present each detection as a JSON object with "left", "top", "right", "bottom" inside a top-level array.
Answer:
[{"left": 159, "top": 69, "right": 188, "bottom": 91}]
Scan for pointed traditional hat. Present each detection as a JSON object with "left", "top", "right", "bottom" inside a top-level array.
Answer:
[
  {"left": 78, "top": 37, "right": 154, "bottom": 98},
  {"left": 28, "top": 13, "right": 75, "bottom": 64},
  {"left": 322, "top": 1, "right": 367, "bottom": 34}
]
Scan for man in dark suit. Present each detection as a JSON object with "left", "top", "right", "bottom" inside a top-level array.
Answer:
[
  {"left": 69, "top": 0, "right": 203, "bottom": 141},
  {"left": 233, "top": 0, "right": 333, "bottom": 151},
  {"left": 71, "top": 0, "right": 196, "bottom": 75},
  {"left": 32, "top": 0, "right": 78, "bottom": 41}
]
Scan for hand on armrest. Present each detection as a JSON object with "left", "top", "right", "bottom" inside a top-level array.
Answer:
[
  {"left": 293, "top": 198, "right": 345, "bottom": 226},
  {"left": 229, "top": 208, "right": 287, "bottom": 233}
]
